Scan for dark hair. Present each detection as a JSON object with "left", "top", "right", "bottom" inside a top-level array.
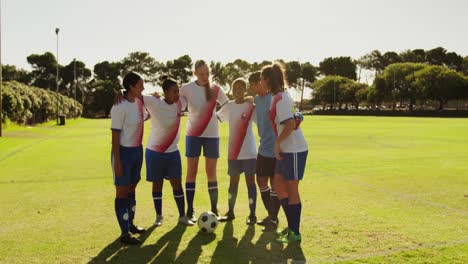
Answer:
[
  {"left": 261, "top": 62, "right": 287, "bottom": 94},
  {"left": 194, "top": 60, "right": 213, "bottom": 101},
  {"left": 232, "top": 78, "right": 247, "bottom": 90},
  {"left": 122, "top": 72, "right": 142, "bottom": 91},
  {"left": 248, "top": 71, "right": 261, "bottom": 84},
  {"left": 161, "top": 76, "right": 178, "bottom": 92}
]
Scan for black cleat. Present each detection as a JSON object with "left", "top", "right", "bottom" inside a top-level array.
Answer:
[
  {"left": 211, "top": 209, "right": 222, "bottom": 221},
  {"left": 246, "top": 215, "right": 257, "bottom": 225},
  {"left": 219, "top": 211, "right": 236, "bottom": 222},
  {"left": 187, "top": 209, "right": 197, "bottom": 223},
  {"left": 262, "top": 218, "right": 278, "bottom": 232},
  {"left": 120, "top": 234, "right": 142, "bottom": 245},
  {"left": 257, "top": 216, "right": 270, "bottom": 226},
  {"left": 129, "top": 224, "right": 146, "bottom": 234}
]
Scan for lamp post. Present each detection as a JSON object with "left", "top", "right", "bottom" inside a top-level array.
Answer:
[
  {"left": 55, "top": 28, "right": 60, "bottom": 124},
  {"left": 73, "top": 58, "right": 76, "bottom": 102}
]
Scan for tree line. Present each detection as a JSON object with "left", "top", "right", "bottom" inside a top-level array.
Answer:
[{"left": 2, "top": 47, "right": 468, "bottom": 124}]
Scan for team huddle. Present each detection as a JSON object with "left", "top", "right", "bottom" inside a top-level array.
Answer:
[{"left": 110, "top": 60, "right": 309, "bottom": 245}]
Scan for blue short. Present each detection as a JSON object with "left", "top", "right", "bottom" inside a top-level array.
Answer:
[
  {"left": 112, "top": 146, "right": 143, "bottom": 186},
  {"left": 274, "top": 151, "right": 308, "bottom": 181},
  {"left": 146, "top": 149, "right": 182, "bottom": 181},
  {"left": 185, "top": 136, "right": 219, "bottom": 158},
  {"left": 228, "top": 159, "right": 257, "bottom": 177}
]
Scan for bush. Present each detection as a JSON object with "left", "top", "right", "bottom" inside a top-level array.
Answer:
[{"left": 1, "top": 81, "right": 82, "bottom": 125}]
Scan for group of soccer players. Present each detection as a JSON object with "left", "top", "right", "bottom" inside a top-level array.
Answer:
[{"left": 110, "top": 60, "right": 308, "bottom": 245}]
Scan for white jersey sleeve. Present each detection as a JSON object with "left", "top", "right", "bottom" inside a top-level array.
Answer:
[
  {"left": 110, "top": 104, "right": 125, "bottom": 131},
  {"left": 216, "top": 86, "right": 229, "bottom": 106},
  {"left": 216, "top": 101, "right": 231, "bottom": 123},
  {"left": 276, "top": 94, "right": 295, "bottom": 124}
]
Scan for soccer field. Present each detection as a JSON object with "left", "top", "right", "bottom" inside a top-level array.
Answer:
[{"left": 0, "top": 116, "right": 467, "bottom": 264}]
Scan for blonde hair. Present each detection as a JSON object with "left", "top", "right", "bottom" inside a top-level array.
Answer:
[{"left": 194, "top": 60, "right": 213, "bottom": 101}]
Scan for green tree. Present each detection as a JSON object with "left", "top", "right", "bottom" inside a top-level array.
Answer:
[
  {"left": 26, "top": 52, "right": 59, "bottom": 90},
  {"left": 412, "top": 65, "right": 468, "bottom": 110},
  {"left": 164, "top": 55, "right": 193, "bottom": 84},
  {"left": 93, "top": 61, "right": 122, "bottom": 84},
  {"left": 382, "top": 63, "right": 427, "bottom": 110},
  {"left": 319, "top": 57, "right": 357, "bottom": 80},
  {"left": 425, "top": 47, "right": 447, "bottom": 66},
  {"left": 210, "top": 61, "right": 228, "bottom": 86},
  {"left": 311, "top": 75, "right": 355, "bottom": 110},
  {"left": 121, "top": 52, "right": 162, "bottom": 84},
  {"left": 358, "top": 50, "right": 385, "bottom": 75},
  {"left": 61, "top": 60, "right": 92, "bottom": 98},
  {"left": 250, "top": 60, "right": 272, "bottom": 72},
  {"left": 1, "top": 65, "right": 32, "bottom": 84}
]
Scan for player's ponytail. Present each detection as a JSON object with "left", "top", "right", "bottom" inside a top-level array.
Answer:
[
  {"left": 261, "top": 62, "right": 287, "bottom": 94},
  {"left": 194, "top": 60, "right": 213, "bottom": 101},
  {"left": 122, "top": 72, "right": 142, "bottom": 91}
]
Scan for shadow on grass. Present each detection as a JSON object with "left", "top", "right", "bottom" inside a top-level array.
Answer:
[
  {"left": 210, "top": 222, "right": 306, "bottom": 264},
  {"left": 89, "top": 222, "right": 305, "bottom": 263}
]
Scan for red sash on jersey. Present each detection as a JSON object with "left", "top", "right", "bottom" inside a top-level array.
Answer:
[
  {"left": 151, "top": 100, "right": 182, "bottom": 153},
  {"left": 187, "top": 86, "right": 220, "bottom": 137},
  {"left": 269, "top": 93, "right": 302, "bottom": 137},
  {"left": 229, "top": 103, "right": 255, "bottom": 160},
  {"left": 269, "top": 94, "right": 283, "bottom": 136}
]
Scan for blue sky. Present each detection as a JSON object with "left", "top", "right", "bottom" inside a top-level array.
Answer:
[{"left": 2, "top": 0, "right": 467, "bottom": 71}]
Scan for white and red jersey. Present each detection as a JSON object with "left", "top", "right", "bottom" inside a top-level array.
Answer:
[
  {"left": 269, "top": 92, "right": 308, "bottom": 153},
  {"left": 110, "top": 98, "right": 147, "bottom": 147},
  {"left": 143, "top": 96, "right": 187, "bottom": 153},
  {"left": 217, "top": 101, "right": 257, "bottom": 160},
  {"left": 180, "top": 81, "right": 229, "bottom": 138}
]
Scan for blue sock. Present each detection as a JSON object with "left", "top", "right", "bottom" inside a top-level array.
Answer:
[
  {"left": 152, "top": 191, "right": 162, "bottom": 216},
  {"left": 114, "top": 198, "right": 129, "bottom": 236},
  {"left": 288, "top": 203, "right": 302, "bottom": 235},
  {"left": 128, "top": 192, "right": 136, "bottom": 226},
  {"left": 228, "top": 183, "right": 239, "bottom": 213},
  {"left": 186, "top": 182, "right": 196, "bottom": 212},
  {"left": 247, "top": 183, "right": 257, "bottom": 217},
  {"left": 280, "top": 197, "right": 291, "bottom": 230},
  {"left": 173, "top": 189, "right": 185, "bottom": 217},
  {"left": 208, "top": 181, "right": 218, "bottom": 212}
]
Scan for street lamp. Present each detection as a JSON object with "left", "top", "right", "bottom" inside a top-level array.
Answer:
[
  {"left": 73, "top": 58, "right": 76, "bottom": 102},
  {"left": 55, "top": 28, "right": 59, "bottom": 124}
]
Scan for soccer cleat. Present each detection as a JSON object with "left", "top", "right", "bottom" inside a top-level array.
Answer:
[
  {"left": 153, "top": 215, "right": 163, "bottom": 227},
  {"left": 129, "top": 224, "right": 146, "bottom": 234},
  {"left": 178, "top": 215, "right": 195, "bottom": 226},
  {"left": 276, "top": 227, "right": 290, "bottom": 237},
  {"left": 257, "top": 216, "right": 270, "bottom": 226},
  {"left": 187, "top": 209, "right": 197, "bottom": 223},
  {"left": 262, "top": 218, "right": 278, "bottom": 232},
  {"left": 275, "top": 230, "right": 302, "bottom": 243},
  {"left": 120, "top": 234, "right": 142, "bottom": 245},
  {"left": 219, "top": 211, "right": 236, "bottom": 222},
  {"left": 246, "top": 215, "right": 257, "bottom": 225},
  {"left": 211, "top": 209, "right": 222, "bottom": 221}
]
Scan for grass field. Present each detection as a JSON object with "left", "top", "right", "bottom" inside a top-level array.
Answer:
[{"left": 0, "top": 116, "right": 467, "bottom": 264}]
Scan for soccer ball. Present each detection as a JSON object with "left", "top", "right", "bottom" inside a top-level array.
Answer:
[{"left": 197, "top": 211, "right": 218, "bottom": 233}]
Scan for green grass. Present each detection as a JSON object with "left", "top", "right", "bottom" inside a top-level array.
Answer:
[{"left": 0, "top": 116, "right": 467, "bottom": 263}]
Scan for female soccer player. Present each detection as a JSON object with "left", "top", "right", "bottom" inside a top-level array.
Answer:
[
  {"left": 261, "top": 63, "right": 308, "bottom": 243},
  {"left": 110, "top": 72, "right": 147, "bottom": 245},
  {"left": 180, "top": 60, "right": 229, "bottom": 221},
  {"left": 217, "top": 78, "right": 258, "bottom": 225},
  {"left": 143, "top": 77, "right": 194, "bottom": 227}
]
